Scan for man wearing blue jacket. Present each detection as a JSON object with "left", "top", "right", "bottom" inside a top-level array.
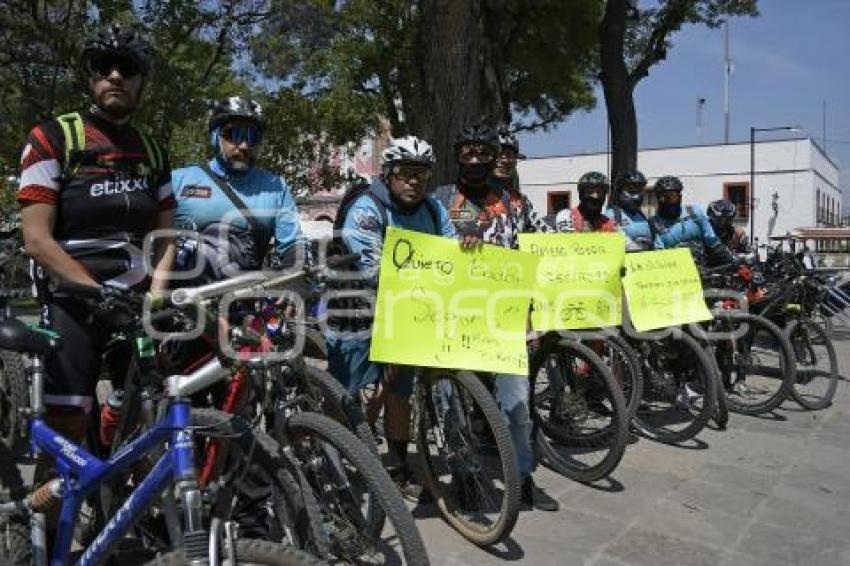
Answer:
[
  {"left": 650, "top": 175, "right": 734, "bottom": 265},
  {"left": 171, "top": 96, "right": 306, "bottom": 282},
  {"left": 326, "top": 135, "right": 459, "bottom": 489},
  {"left": 606, "top": 170, "right": 658, "bottom": 252}
]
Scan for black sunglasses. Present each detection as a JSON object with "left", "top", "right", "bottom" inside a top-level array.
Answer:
[{"left": 88, "top": 52, "right": 141, "bottom": 79}]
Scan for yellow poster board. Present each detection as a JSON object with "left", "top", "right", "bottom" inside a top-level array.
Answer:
[
  {"left": 519, "top": 232, "right": 625, "bottom": 330},
  {"left": 621, "top": 248, "right": 712, "bottom": 331},
  {"left": 370, "top": 227, "right": 538, "bottom": 374}
]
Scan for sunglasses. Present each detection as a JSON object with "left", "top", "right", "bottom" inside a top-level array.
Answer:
[
  {"left": 221, "top": 124, "right": 263, "bottom": 146},
  {"left": 88, "top": 53, "right": 141, "bottom": 79},
  {"left": 458, "top": 144, "right": 496, "bottom": 163},
  {"left": 393, "top": 165, "right": 432, "bottom": 182}
]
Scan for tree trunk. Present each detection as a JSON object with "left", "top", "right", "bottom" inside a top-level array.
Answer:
[
  {"left": 409, "top": 0, "right": 502, "bottom": 185},
  {"left": 599, "top": 0, "right": 638, "bottom": 191}
]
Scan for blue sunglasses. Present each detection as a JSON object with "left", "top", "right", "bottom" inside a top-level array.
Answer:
[{"left": 221, "top": 124, "right": 262, "bottom": 146}]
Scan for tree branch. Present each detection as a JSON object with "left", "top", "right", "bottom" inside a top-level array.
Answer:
[{"left": 627, "top": 0, "right": 690, "bottom": 87}]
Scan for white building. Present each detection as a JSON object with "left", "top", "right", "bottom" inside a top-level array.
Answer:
[{"left": 517, "top": 138, "right": 843, "bottom": 243}]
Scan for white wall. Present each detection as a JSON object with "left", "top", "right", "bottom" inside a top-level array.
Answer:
[{"left": 517, "top": 139, "right": 841, "bottom": 242}]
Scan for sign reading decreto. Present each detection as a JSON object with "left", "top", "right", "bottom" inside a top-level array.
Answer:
[
  {"left": 621, "top": 248, "right": 712, "bottom": 331},
  {"left": 519, "top": 232, "right": 625, "bottom": 330},
  {"left": 370, "top": 227, "right": 539, "bottom": 374}
]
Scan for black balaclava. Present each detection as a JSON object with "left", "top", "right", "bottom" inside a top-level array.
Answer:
[{"left": 618, "top": 189, "right": 643, "bottom": 213}]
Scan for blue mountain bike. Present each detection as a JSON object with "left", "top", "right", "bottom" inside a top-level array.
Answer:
[{"left": 0, "top": 281, "right": 321, "bottom": 565}]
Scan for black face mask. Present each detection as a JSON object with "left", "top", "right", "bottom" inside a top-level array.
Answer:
[
  {"left": 580, "top": 197, "right": 605, "bottom": 218},
  {"left": 619, "top": 190, "right": 643, "bottom": 212},
  {"left": 458, "top": 162, "right": 492, "bottom": 186},
  {"left": 658, "top": 202, "right": 681, "bottom": 219}
]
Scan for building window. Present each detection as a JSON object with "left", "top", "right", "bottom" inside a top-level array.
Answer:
[
  {"left": 816, "top": 189, "right": 821, "bottom": 223},
  {"left": 723, "top": 182, "right": 749, "bottom": 220},
  {"left": 547, "top": 192, "right": 571, "bottom": 215}
]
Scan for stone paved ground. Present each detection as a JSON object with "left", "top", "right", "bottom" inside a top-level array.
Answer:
[{"left": 416, "top": 321, "right": 850, "bottom": 566}]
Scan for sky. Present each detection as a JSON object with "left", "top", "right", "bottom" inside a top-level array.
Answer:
[{"left": 521, "top": 0, "right": 850, "bottom": 209}]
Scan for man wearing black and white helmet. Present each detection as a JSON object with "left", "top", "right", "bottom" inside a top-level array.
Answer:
[
  {"left": 171, "top": 95, "right": 307, "bottom": 281},
  {"left": 489, "top": 126, "right": 553, "bottom": 234},
  {"left": 326, "top": 135, "right": 459, "bottom": 493}
]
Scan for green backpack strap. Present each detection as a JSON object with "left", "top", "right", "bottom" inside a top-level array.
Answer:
[
  {"left": 56, "top": 112, "right": 85, "bottom": 179},
  {"left": 136, "top": 129, "right": 164, "bottom": 175}
]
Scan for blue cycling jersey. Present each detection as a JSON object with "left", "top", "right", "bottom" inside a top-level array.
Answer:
[
  {"left": 171, "top": 158, "right": 306, "bottom": 276},
  {"left": 606, "top": 205, "right": 659, "bottom": 251},
  {"left": 341, "top": 177, "right": 457, "bottom": 287},
  {"left": 651, "top": 204, "right": 721, "bottom": 250}
]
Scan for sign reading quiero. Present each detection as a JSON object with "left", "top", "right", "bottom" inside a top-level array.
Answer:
[{"left": 370, "top": 227, "right": 538, "bottom": 374}]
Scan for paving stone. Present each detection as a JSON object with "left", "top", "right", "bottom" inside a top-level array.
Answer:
[
  {"left": 637, "top": 498, "right": 750, "bottom": 549},
  {"left": 736, "top": 522, "right": 849, "bottom": 566},
  {"left": 605, "top": 526, "right": 723, "bottom": 566},
  {"left": 665, "top": 478, "right": 768, "bottom": 518}
]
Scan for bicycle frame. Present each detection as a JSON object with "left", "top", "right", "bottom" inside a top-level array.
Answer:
[{"left": 32, "top": 399, "right": 195, "bottom": 566}]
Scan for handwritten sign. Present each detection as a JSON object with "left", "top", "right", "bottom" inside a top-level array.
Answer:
[
  {"left": 370, "top": 227, "right": 538, "bottom": 374},
  {"left": 519, "top": 232, "right": 625, "bottom": 330},
  {"left": 621, "top": 248, "right": 712, "bottom": 331}
]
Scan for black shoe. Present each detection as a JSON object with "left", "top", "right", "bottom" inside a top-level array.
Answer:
[{"left": 521, "top": 477, "right": 559, "bottom": 512}]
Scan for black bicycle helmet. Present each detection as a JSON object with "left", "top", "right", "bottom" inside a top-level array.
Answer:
[
  {"left": 80, "top": 24, "right": 154, "bottom": 76},
  {"left": 577, "top": 171, "right": 610, "bottom": 196},
  {"left": 707, "top": 199, "right": 737, "bottom": 219},
  {"left": 454, "top": 122, "right": 499, "bottom": 153},
  {"left": 497, "top": 127, "right": 519, "bottom": 153},
  {"left": 653, "top": 175, "right": 684, "bottom": 194},
  {"left": 209, "top": 96, "right": 265, "bottom": 132},
  {"left": 615, "top": 170, "right": 647, "bottom": 192}
]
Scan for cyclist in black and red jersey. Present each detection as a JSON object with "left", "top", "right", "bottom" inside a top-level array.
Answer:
[{"left": 16, "top": 25, "right": 175, "bottom": 490}]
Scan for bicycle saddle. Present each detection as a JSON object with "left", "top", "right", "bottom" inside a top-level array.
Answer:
[{"left": 0, "top": 319, "right": 62, "bottom": 355}]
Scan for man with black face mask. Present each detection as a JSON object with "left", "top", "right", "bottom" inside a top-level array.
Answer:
[
  {"left": 489, "top": 127, "right": 553, "bottom": 234},
  {"left": 650, "top": 176, "right": 734, "bottom": 265},
  {"left": 555, "top": 172, "right": 618, "bottom": 233},
  {"left": 606, "top": 170, "right": 658, "bottom": 251},
  {"left": 434, "top": 122, "right": 560, "bottom": 512},
  {"left": 707, "top": 199, "right": 749, "bottom": 254}
]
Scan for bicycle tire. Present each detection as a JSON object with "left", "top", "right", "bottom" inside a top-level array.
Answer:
[
  {"left": 530, "top": 336, "right": 629, "bottom": 482},
  {"left": 285, "top": 411, "right": 429, "bottom": 566},
  {"left": 0, "top": 444, "right": 30, "bottom": 565},
  {"left": 711, "top": 311, "right": 796, "bottom": 415},
  {"left": 146, "top": 539, "right": 329, "bottom": 565},
  {"left": 628, "top": 331, "right": 719, "bottom": 444},
  {"left": 0, "top": 351, "right": 27, "bottom": 456},
  {"left": 289, "top": 364, "right": 385, "bottom": 537},
  {"left": 191, "top": 408, "right": 329, "bottom": 557},
  {"left": 786, "top": 319, "right": 838, "bottom": 410},
  {"left": 413, "top": 369, "right": 520, "bottom": 547},
  {"left": 570, "top": 331, "right": 644, "bottom": 421}
]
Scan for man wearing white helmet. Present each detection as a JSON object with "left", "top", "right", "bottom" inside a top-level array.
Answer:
[{"left": 326, "top": 135, "right": 461, "bottom": 490}]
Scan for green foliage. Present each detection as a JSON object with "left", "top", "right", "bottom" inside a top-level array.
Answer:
[
  {"left": 624, "top": 0, "right": 759, "bottom": 84},
  {"left": 253, "top": 0, "right": 603, "bottom": 139}
]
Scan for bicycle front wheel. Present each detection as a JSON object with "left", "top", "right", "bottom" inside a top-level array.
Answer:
[
  {"left": 629, "top": 331, "right": 719, "bottom": 444},
  {"left": 413, "top": 369, "right": 520, "bottom": 547},
  {"left": 710, "top": 311, "right": 796, "bottom": 415},
  {"left": 530, "top": 335, "right": 629, "bottom": 482},
  {"left": 285, "top": 411, "right": 429, "bottom": 566},
  {"left": 786, "top": 319, "right": 838, "bottom": 410}
]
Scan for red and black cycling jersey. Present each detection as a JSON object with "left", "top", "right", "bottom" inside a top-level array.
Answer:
[{"left": 17, "top": 110, "right": 175, "bottom": 288}]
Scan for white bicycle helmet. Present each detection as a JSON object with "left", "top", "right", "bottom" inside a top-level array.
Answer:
[{"left": 382, "top": 136, "right": 436, "bottom": 168}]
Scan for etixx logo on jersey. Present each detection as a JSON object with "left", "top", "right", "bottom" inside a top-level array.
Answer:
[{"left": 90, "top": 176, "right": 150, "bottom": 198}]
